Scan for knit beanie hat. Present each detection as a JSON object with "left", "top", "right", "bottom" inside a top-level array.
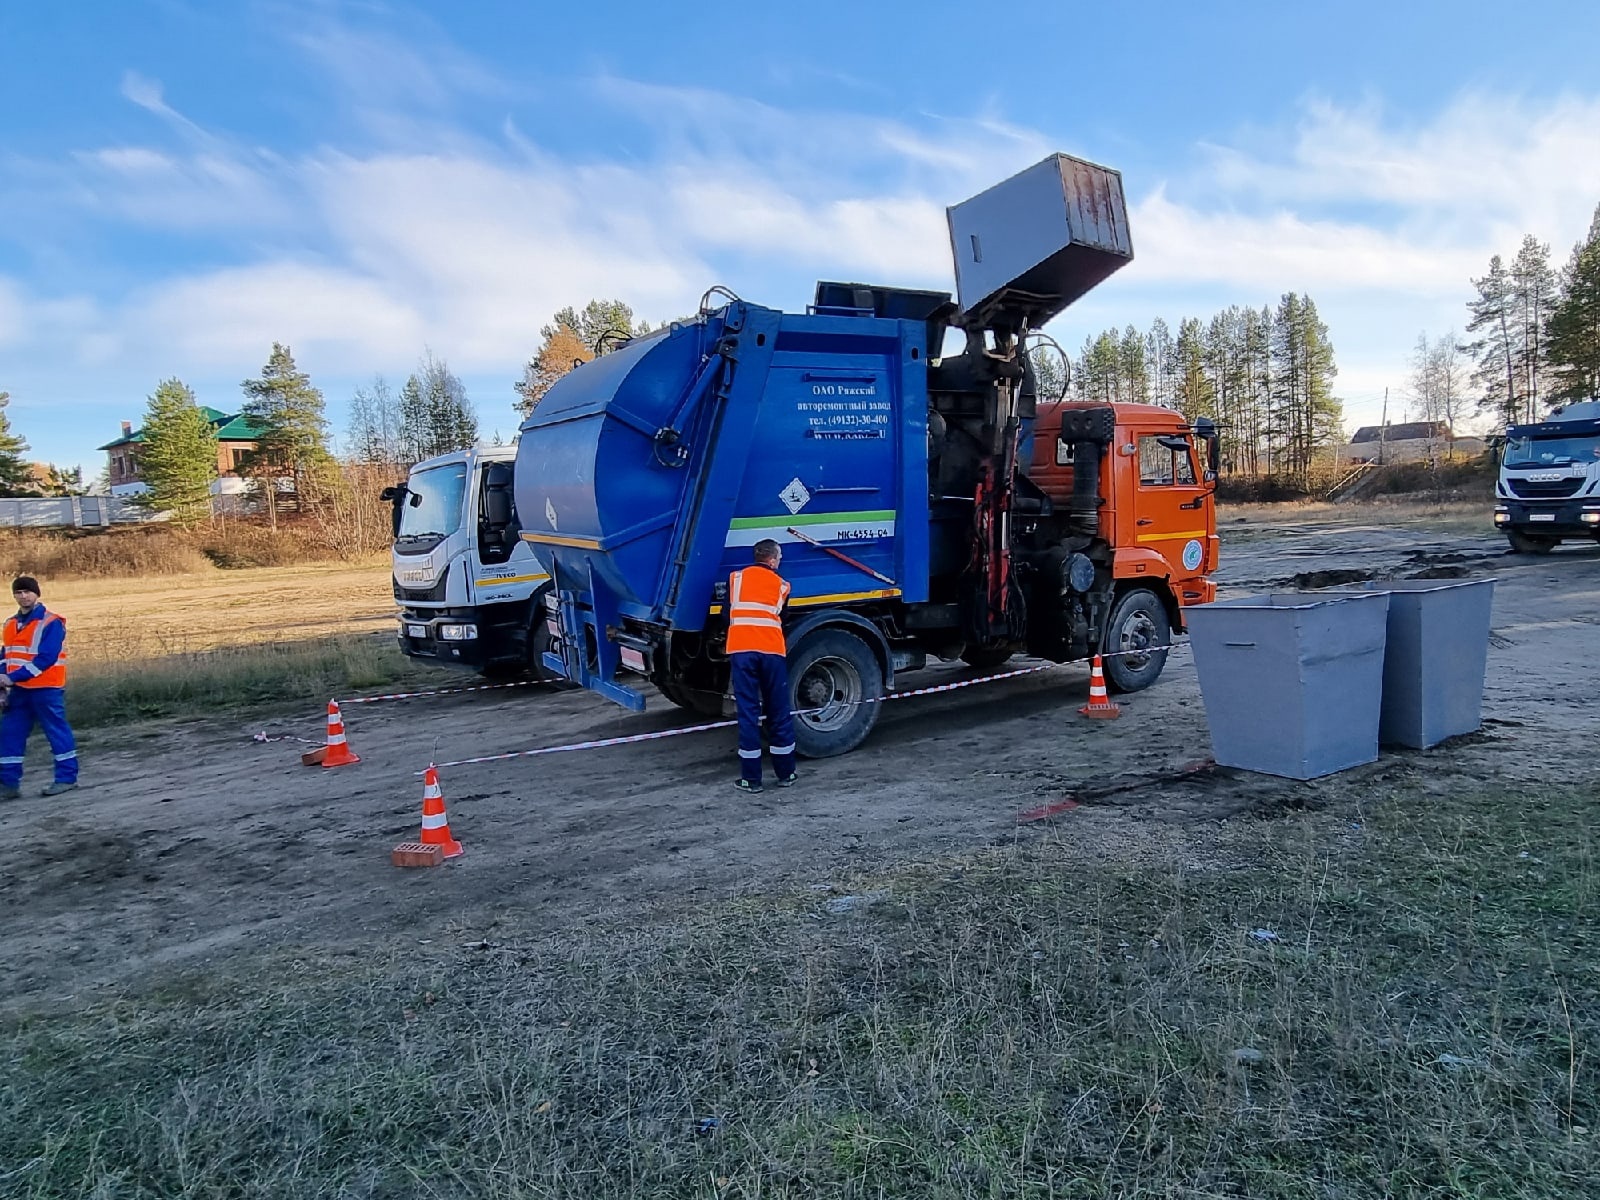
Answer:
[{"left": 11, "top": 576, "right": 40, "bottom": 596}]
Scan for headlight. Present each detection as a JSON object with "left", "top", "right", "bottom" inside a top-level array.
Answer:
[
  {"left": 438, "top": 624, "right": 478, "bottom": 641},
  {"left": 1493, "top": 508, "right": 1510, "bottom": 524},
  {"left": 1582, "top": 511, "right": 1600, "bottom": 525}
]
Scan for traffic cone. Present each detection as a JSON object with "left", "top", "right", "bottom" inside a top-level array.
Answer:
[
  {"left": 1078, "top": 655, "right": 1121, "bottom": 720},
  {"left": 416, "top": 766, "right": 464, "bottom": 859},
  {"left": 320, "top": 700, "right": 361, "bottom": 767}
]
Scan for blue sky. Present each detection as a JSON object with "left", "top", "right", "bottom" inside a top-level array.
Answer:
[{"left": 4, "top": 0, "right": 1600, "bottom": 472}]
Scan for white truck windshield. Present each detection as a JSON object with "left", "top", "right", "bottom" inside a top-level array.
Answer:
[
  {"left": 399, "top": 463, "right": 469, "bottom": 540},
  {"left": 1503, "top": 435, "right": 1600, "bottom": 468}
]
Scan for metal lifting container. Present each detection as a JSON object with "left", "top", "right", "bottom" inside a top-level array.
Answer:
[
  {"left": 1332, "top": 578, "right": 1496, "bottom": 749},
  {"left": 1186, "top": 592, "right": 1391, "bottom": 780},
  {"left": 946, "top": 153, "right": 1133, "bottom": 327}
]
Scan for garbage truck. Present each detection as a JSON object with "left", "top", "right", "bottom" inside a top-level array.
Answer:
[
  {"left": 513, "top": 153, "right": 1220, "bottom": 756},
  {"left": 1493, "top": 400, "right": 1600, "bottom": 553},
  {"left": 384, "top": 445, "right": 557, "bottom": 678}
]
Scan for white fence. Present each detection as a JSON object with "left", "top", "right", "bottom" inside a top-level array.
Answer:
[{"left": 0, "top": 496, "right": 157, "bottom": 529}]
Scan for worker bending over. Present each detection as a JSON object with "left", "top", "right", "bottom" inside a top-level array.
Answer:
[
  {"left": 1, "top": 575, "right": 78, "bottom": 799},
  {"left": 727, "top": 540, "right": 797, "bottom": 793}
]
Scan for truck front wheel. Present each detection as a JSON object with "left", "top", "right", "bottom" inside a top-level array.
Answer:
[
  {"left": 1506, "top": 530, "right": 1557, "bottom": 555},
  {"left": 788, "top": 628, "right": 885, "bottom": 758},
  {"left": 1101, "top": 588, "right": 1171, "bottom": 694}
]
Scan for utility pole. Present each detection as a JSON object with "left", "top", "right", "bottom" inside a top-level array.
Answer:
[{"left": 1378, "top": 387, "right": 1388, "bottom": 465}]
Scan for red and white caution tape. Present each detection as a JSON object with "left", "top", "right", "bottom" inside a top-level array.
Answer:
[
  {"left": 418, "top": 652, "right": 1183, "bottom": 773},
  {"left": 252, "top": 731, "right": 322, "bottom": 746}
]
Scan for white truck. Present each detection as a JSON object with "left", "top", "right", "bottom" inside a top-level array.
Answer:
[
  {"left": 384, "top": 445, "right": 557, "bottom": 678},
  {"left": 1493, "top": 400, "right": 1600, "bottom": 553}
]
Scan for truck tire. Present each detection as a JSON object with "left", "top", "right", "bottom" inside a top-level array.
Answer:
[
  {"left": 657, "top": 678, "right": 724, "bottom": 716},
  {"left": 1506, "top": 530, "right": 1557, "bottom": 555},
  {"left": 788, "top": 627, "right": 884, "bottom": 758},
  {"left": 1101, "top": 588, "right": 1171, "bottom": 694},
  {"left": 960, "top": 645, "right": 1014, "bottom": 671}
]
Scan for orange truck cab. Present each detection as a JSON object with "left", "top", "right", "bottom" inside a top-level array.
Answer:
[{"left": 1012, "top": 399, "right": 1220, "bottom": 691}]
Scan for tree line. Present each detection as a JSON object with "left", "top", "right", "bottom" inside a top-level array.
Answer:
[
  {"left": 127, "top": 345, "right": 478, "bottom": 528},
  {"left": 1462, "top": 204, "right": 1600, "bottom": 426},
  {"left": 1037, "top": 293, "right": 1341, "bottom": 482}
]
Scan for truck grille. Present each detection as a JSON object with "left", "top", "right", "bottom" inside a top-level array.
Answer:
[
  {"left": 393, "top": 568, "right": 449, "bottom": 603},
  {"left": 1507, "top": 477, "right": 1583, "bottom": 499}
]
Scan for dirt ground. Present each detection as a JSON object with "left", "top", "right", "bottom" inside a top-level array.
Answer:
[{"left": 4, "top": 508, "right": 1596, "bottom": 1010}]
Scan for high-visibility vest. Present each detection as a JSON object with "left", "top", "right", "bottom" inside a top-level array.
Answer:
[
  {"left": 726, "top": 565, "right": 790, "bottom": 656},
  {"left": 3, "top": 611, "right": 67, "bottom": 689}
]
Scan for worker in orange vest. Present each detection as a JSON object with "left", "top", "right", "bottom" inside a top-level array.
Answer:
[
  {"left": 727, "top": 539, "right": 796, "bottom": 793},
  {"left": 0, "top": 576, "right": 77, "bottom": 799}
]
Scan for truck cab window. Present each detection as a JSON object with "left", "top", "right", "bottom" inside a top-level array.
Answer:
[
  {"left": 396, "top": 463, "right": 468, "bottom": 550},
  {"left": 1138, "top": 436, "right": 1196, "bottom": 486}
]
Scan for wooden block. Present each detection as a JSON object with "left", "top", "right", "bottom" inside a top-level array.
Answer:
[
  {"left": 300, "top": 746, "right": 329, "bottom": 766},
  {"left": 391, "top": 842, "right": 444, "bottom": 868}
]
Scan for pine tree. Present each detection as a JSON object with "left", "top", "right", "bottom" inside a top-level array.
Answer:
[
  {"left": 1144, "top": 318, "right": 1176, "bottom": 409},
  {"left": 1463, "top": 256, "right": 1520, "bottom": 426},
  {"left": 135, "top": 379, "right": 218, "bottom": 525},
  {"left": 239, "top": 343, "right": 330, "bottom": 527},
  {"left": 0, "top": 391, "right": 34, "bottom": 497},
  {"left": 42, "top": 465, "right": 85, "bottom": 497},
  {"left": 1510, "top": 235, "right": 1557, "bottom": 418},
  {"left": 1173, "top": 318, "right": 1215, "bottom": 421},
  {"left": 1547, "top": 204, "right": 1600, "bottom": 405}
]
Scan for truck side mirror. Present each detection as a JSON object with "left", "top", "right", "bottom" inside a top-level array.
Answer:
[
  {"left": 1192, "top": 418, "right": 1221, "bottom": 479},
  {"left": 381, "top": 483, "right": 408, "bottom": 539}
]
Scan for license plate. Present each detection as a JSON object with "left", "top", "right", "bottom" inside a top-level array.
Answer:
[
  {"left": 1529, "top": 513, "right": 1556, "bottom": 522},
  {"left": 407, "top": 624, "right": 428, "bottom": 637}
]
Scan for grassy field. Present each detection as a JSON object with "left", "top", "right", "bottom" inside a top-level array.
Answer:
[
  {"left": 46, "top": 558, "right": 440, "bottom": 727},
  {"left": 4, "top": 772, "right": 1593, "bottom": 1197}
]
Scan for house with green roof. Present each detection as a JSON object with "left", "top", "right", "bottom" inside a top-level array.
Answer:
[{"left": 99, "top": 407, "right": 266, "bottom": 498}]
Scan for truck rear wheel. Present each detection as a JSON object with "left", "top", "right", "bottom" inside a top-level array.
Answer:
[
  {"left": 788, "top": 628, "right": 884, "bottom": 758},
  {"left": 1506, "top": 530, "right": 1557, "bottom": 555},
  {"left": 960, "top": 645, "right": 1014, "bottom": 671},
  {"left": 1102, "top": 588, "right": 1171, "bottom": 694}
]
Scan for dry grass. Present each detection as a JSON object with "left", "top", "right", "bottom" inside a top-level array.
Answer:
[
  {"left": 66, "top": 633, "right": 432, "bottom": 727},
  {"left": 0, "top": 522, "right": 357, "bottom": 583},
  {"left": 3, "top": 776, "right": 1594, "bottom": 1197},
  {"left": 48, "top": 559, "right": 423, "bottom": 727},
  {"left": 26, "top": 549, "right": 416, "bottom": 727}
]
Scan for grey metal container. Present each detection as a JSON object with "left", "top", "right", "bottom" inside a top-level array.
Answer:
[
  {"left": 946, "top": 153, "right": 1133, "bottom": 326},
  {"left": 1330, "top": 578, "right": 1496, "bottom": 749},
  {"left": 1186, "top": 592, "right": 1391, "bottom": 780}
]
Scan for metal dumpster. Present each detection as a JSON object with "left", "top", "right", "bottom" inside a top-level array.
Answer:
[
  {"left": 1332, "top": 578, "right": 1496, "bottom": 749},
  {"left": 1186, "top": 592, "right": 1391, "bottom": 780}
]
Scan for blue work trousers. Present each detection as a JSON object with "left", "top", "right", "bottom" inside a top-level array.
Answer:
[
  {"left": 0, "top": 686, "right": 78, "bottom": 787},
  {"left": 731, "top": 652, "right": 796, "bottom": 783}
]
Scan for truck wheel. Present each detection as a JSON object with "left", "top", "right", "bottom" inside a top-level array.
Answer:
[
  {"left": 788, "top": 628, "right": 884, "bottom": 758},
  {"left": 960, "top": 645, "right": 1014, "bottom": 671},
  {"left": 657, "top": 678, "right": 724, "bottom": 716},
  {"left": 1101, "top": 588, "right": 1171, "bottom": 694},
  {"left": 1506, "top": 530, "right": 1557, "bottom": 555}
]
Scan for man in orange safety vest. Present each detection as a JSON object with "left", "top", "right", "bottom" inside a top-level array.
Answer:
[
  {"left": 727, "top": 539, "right": 796, "bottom": 793},
  {"left": 1, "top": 575, "right": 78, "bottom": 799}
]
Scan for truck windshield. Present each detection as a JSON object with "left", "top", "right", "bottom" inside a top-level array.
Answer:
[
  {"left": 398, "top": 463, "right": 468, "bottom": 542},
  {"left": 1503, "top": 436, "right": 1600, "bottom": 467}
]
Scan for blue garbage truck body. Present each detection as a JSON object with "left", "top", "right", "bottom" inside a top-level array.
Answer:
[{"left": 516, "top": 153, "right": 1220, "bottom": 756}]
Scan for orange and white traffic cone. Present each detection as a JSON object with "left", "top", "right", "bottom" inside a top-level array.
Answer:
[
  {"left": 416, "top": 766, "right": 464, "bottom": 859},
  {"left": 321, "top": 699, "right": 361, "bottom": 767},
  {"left": 1078, "top": 655, "right": 1121, "bottom": 720}
]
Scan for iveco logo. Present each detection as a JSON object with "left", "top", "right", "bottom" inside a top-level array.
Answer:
[{"left": 1525, "top": 471, "right": 1565, "bottom": 482}]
